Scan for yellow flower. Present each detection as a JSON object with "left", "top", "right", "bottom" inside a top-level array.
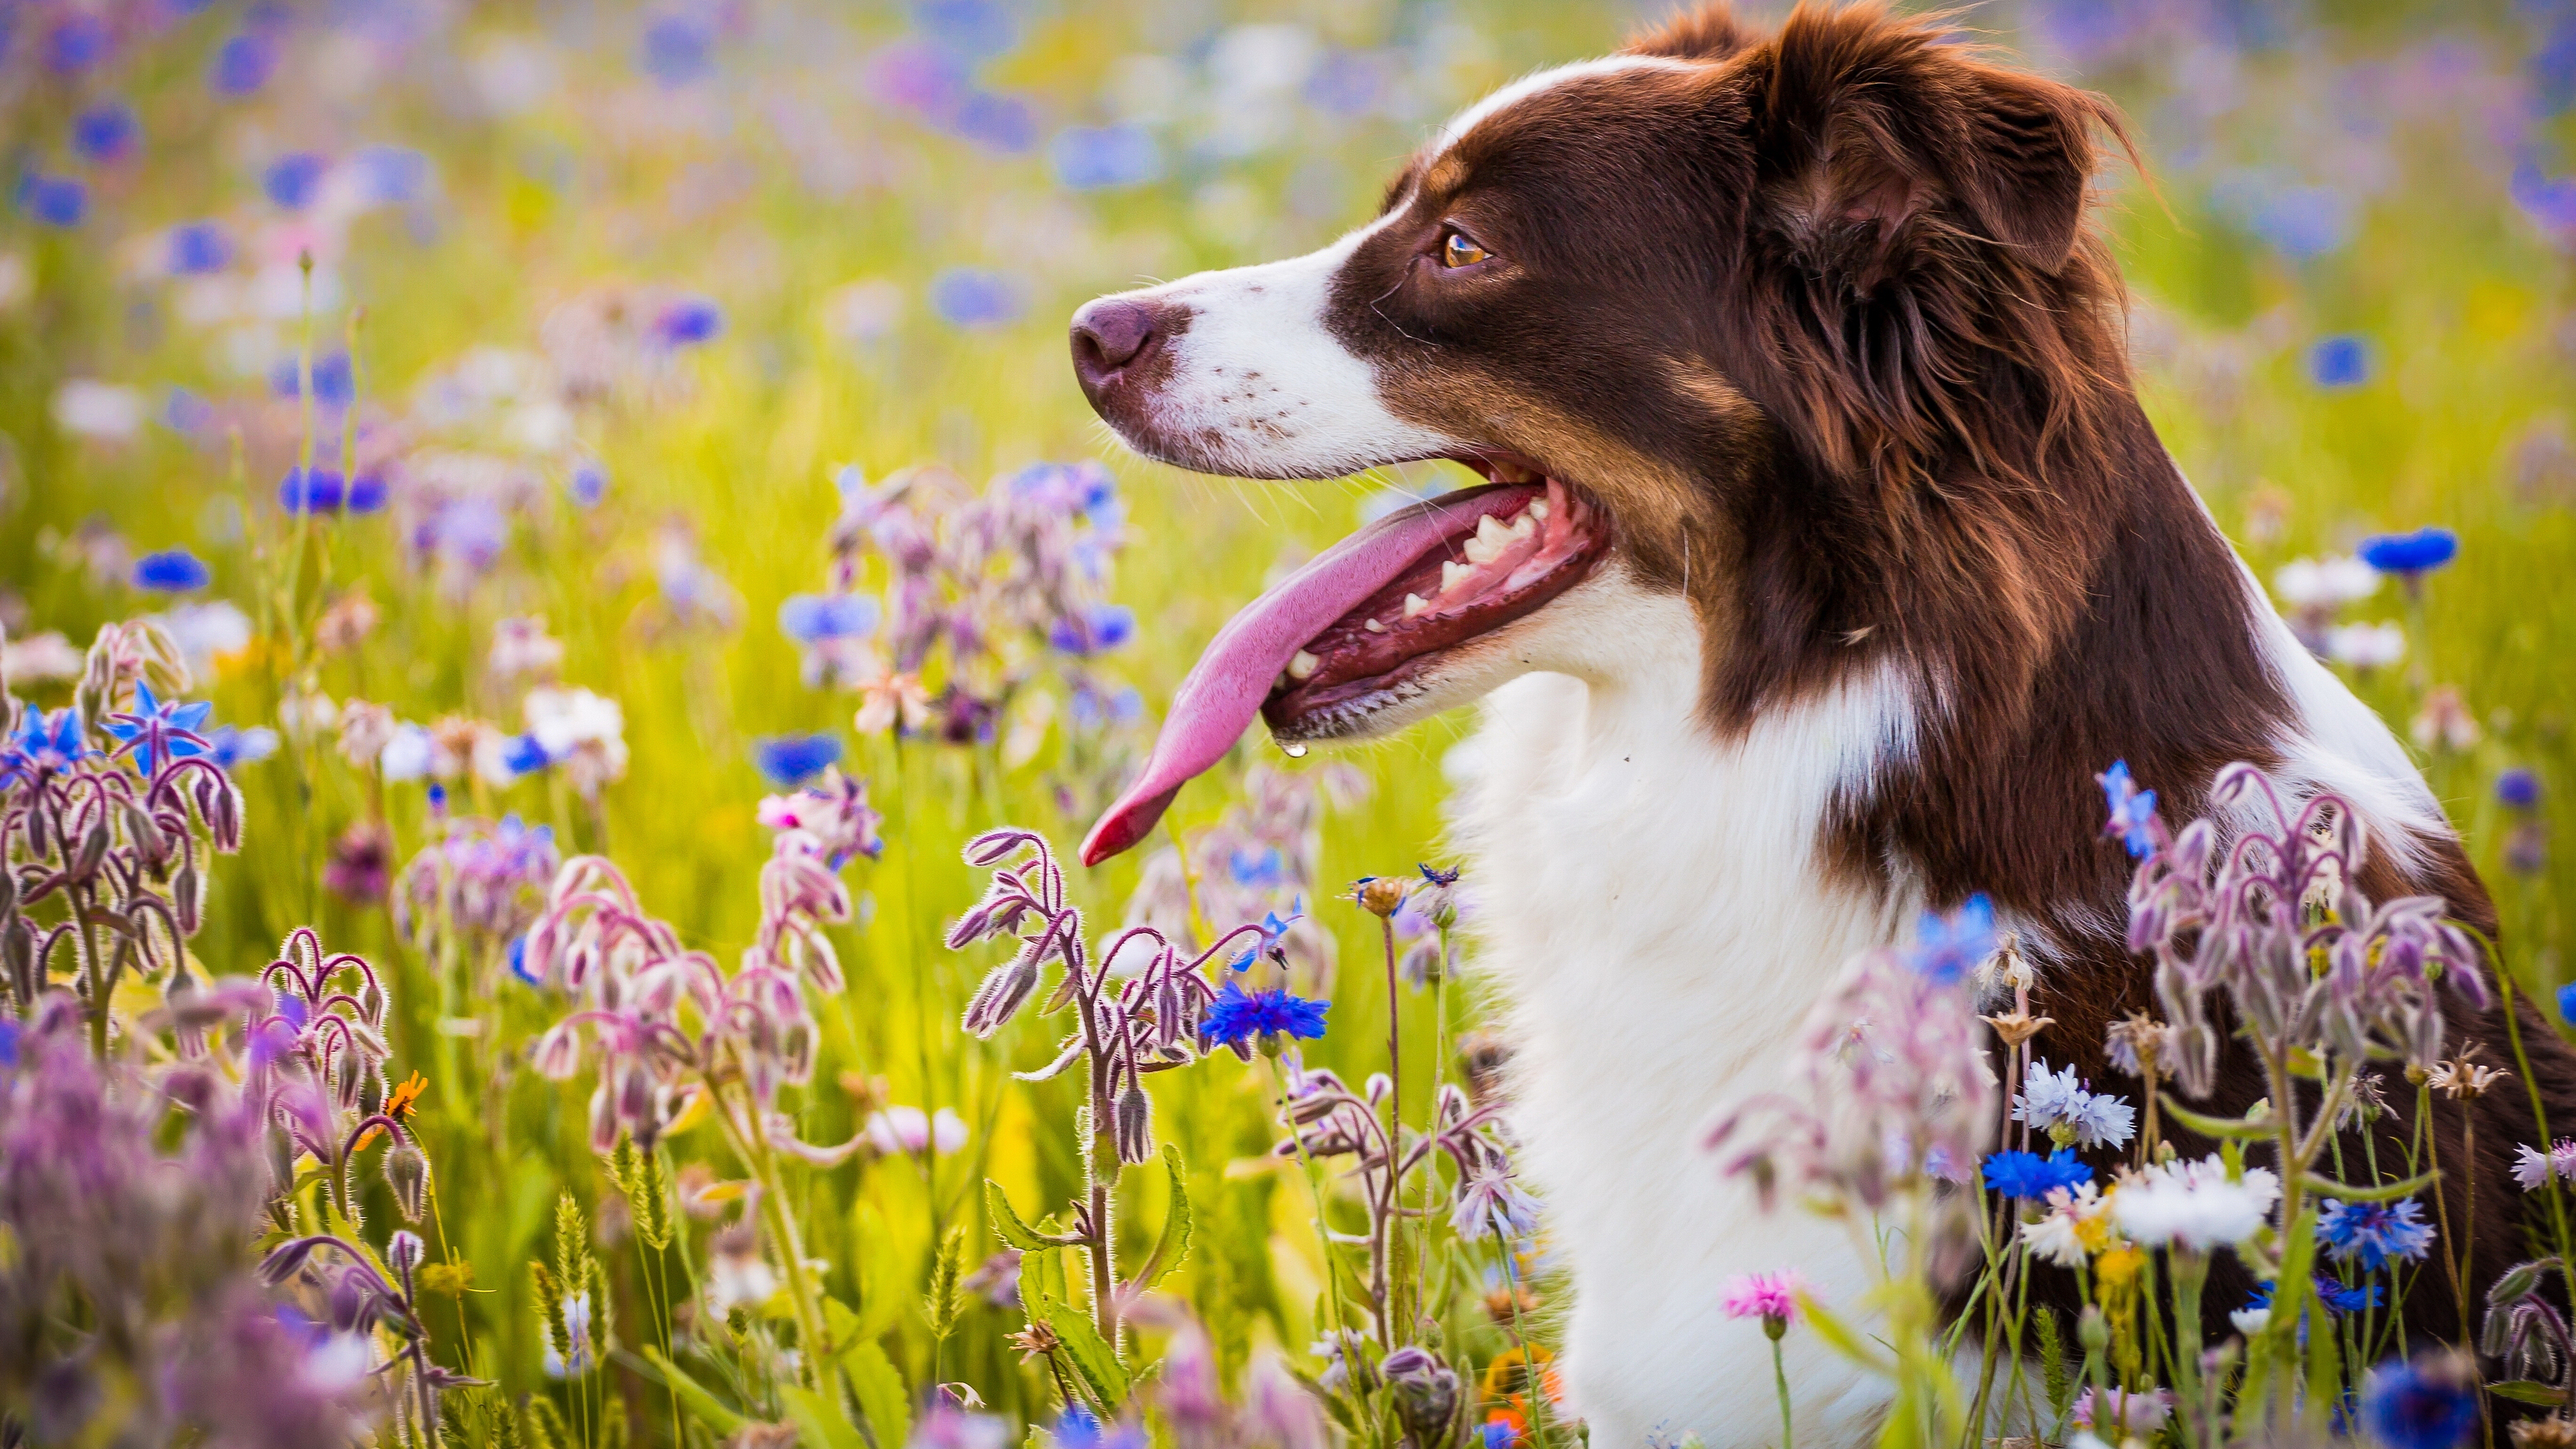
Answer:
[{"left": 2095, "top": 1245, "right": 2147, "bottom": 1289}]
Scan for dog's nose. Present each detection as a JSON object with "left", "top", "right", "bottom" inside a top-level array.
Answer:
[{"left": 1070, "top": 297, "right": 1165, "bottom": 394}]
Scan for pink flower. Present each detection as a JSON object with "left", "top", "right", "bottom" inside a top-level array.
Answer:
[{"left": 1721, "top": 1270, "right": 1804, "bottom": 1328}]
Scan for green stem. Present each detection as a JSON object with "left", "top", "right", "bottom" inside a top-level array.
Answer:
[{"left": 1772, "top": 1334, "right": 1794, "bottom": 1449}]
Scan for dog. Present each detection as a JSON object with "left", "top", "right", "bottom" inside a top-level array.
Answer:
[{"left": 1065, "top": 5, "right": 2574, "bottom": 1442}]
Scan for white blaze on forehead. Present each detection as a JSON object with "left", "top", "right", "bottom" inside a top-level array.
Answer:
[
  {"left": 1123, "top": 213, "right": 1456, "bottom": 478},
  {"left": 1431, "top": 54, "right": 1701, "bottom": 158}
]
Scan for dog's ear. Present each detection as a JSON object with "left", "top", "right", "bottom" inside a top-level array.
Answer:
[
  {"left": 1627, "top": 2, "right": 1764, "bottom": 62},
  {"left": 1754, "top": 5, "right": 2121, "bottom": 291}
]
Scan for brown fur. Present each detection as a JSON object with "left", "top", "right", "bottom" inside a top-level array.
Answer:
[{"left": 1313, "top": 0, "right": 2573, "bottom": 1362}]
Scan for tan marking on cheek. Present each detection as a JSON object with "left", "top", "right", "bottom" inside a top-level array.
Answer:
[
  {"left": 1664, "top": 358, "right": 1766, "bottom": 431},
  {"left": 1421, "top": 154, "right": 1470, "bottom": 201}
]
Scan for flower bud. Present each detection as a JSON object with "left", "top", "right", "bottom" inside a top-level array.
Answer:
[
  {"left": 2079, "top": 1305, "right": 2110, "bottom": 1352},
  {"left": 384, "top": 1142, "right": 430, "bottom": 1222},
  {"left": 1379, "top": 1346, "right": 1460, "bottom": 1444},
  {"left": 1355, "top": 876, "right": 1407, "bottom": 918},
  {"left": 388, "top": 1229, "right": 426, "bottom": 1275},
  {"left": 961, "top": 955, "right": 1039, "bottom": 1038},
  {"left": 1114, "top": 1084, "right": 1153, "bottom": 1165},
  {"left": 70, "top": 822, "right": 110, "bottom": 884}
]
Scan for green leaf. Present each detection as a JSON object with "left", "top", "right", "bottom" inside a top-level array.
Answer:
[
  {"left": 842, "top": 1338, "right": 913, "bottom": 1449},
  {"left": 1795, "top": 1291, "right": 1896, "bottom": 1375},
  {"left": 1043, "top": 1295, "right": 1131, "bottom": 1410},
  {"left": 780, "top": 1385, "right": 866, "bottom": 1449},
  {"left": 987, "top": 1179, "right": 1083, "bottom": 1251},
  {"left": 1132, "top": 1145, "right": 1195, "bottom": 1291},
  {"left": 636, "top": 1347, "right": 747, "bottom": 1436},
  {"left": 2489, "top": 1381, "right": 2566, "bottom": 1406},
  {"left": 2301, "top": 1168, "right": 2440, "bottom": 1202},
  {"left": 2157, "top": 1094, "right": 2277, "bottom": 1140}
]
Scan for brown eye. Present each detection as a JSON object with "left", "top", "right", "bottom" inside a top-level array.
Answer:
[{"left": 1439, "top": 230, "right": 1493, "bottom": 268}]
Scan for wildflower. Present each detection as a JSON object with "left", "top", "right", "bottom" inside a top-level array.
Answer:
[
  {"left": 929, "top": 268, "right": 1026, "bottom": 329},
  {"left": 2514, "top": 1140, "right": 2576, "bottom": 1191},
  {"left": 2360, "top": 1352, "right": 2481, "bottom": 1449},
  {"left": 2319, "top": 1197, "right": 2435, "bottom": 1271},
  {"left": 278, "top": 466, "right": 387, "bottom": 515},
  {"left": 757, "top": 766, "right": 885, "bottom": 866},
  {"left": 324, "top": 822, "right": 392, "bottom": 905},
  {"left": 1452, "top": 1167, "right": 1542, "bottom": 1242},
  {"left": 2097, "top": 760, "right": 2158, "bottom": 857},
  {"left": 2019, "top": 1181, "right": 2116, "bottom": 1267},
  {"left": 316, "top": 590, "right": 380, "bottom": 655},
  {"left": 486, "top": 616, "right": 564, "bottom": 681},
  {"left": 263, "top": 152, "right": 330, "bottom": 211},
  {"left": 210, "top": 33, "right": 279, "bottom": 96},
  {"left": 1047, "top": 603, "right": 1135, "bottom": 656},
  {"left": 207, "top": 725, "right": 280, "bottom": 769},
  {"left": 862, "top": 1106, "right": 969, "bottom": 1157},
  {"left": 651, "top": 296, "right": 724, "bottom": 347},
  {"left": 1050, "top": 124, "right": 1163, "bottom": 191},
  {"left": 71, "top": 103, "right": 140, "bottom": 165},
  {"left": 1202, "top": 979, "right": 1329, "bottom": 1048},
  {"left": 2500, "top": 769, "right": 2542, "bottom": 810},
  {"left": 354, "top": 1071, "right": 428, "bottom": 1150},
  {"left": 2317, "top": 1274, "right": 2384, "bottom": 1313},
  {"left": 18, "top": 171, "right": 85, "bottom": 228},
  {"left": 2274, "top": 555, "right": 2380, "bottom": 609},
  {"left": 753, "top": 733, "right": 843, "bottom": 789},
  {"left": 1912, "top": 894, "right": 1995, "bottom": 982},
  {"left": 779, "top": 592, "right": 880, "bottom": 643},
  {"left": 2309, "top": 334, "right": 2372, "bottom": 388},
  {"left": 568, "top": 460, "right": 608, "bottom": 507},
  {"left": 2073, "top": 1387, "right": 2173, "bottom": 1434},
  {"left": 2359, "top": 526, "right": 2460, "bottom": 578},
  {"left": 2104, "top": 1014, "right": 2171, "bottom": 1078},
  {"left": 641, "top": 15, "right": 716, "bottom": 85},
  {"left": 5, "top": 706, "right": 88, "bottom": 786},
  {"left": 100, "top": 684, "right": 213, "bottom": 778},
  {"left": 2425, "top": 1047, "right": 2508, "bottom": 1100},
  {"left": 1229, "top": 908, "right": 1300, "bottom": 970},
  {"left": 706, "top": 1224, "right": 780, "bottom": 1314},
  {"left": 2012, "top": 1060, "right": 2136, "bottom": 1150},
  {"left": 2110, "top": 1153, "right": 2280, "bottom": 1252},
  {"left": 1982, "top": 1148, "right": 2094, "bottom": 1201},
  {"left": 2326, "top": 621, "right": 2407, "bottom": 668},
  {"left": 130, "top": 547, "right": 213, "bottom": 593},
  {"left": 541, "top": 1292, "right": 595, "bottom": 1377},
  {"left": 45, "top": 13, "right": 112, "bottom": 73},
  {"left": 522, "top": 686, "right": 628, "bottom": 794},
  {"left": 1720, "top": 1271, "right": 1803, "bottom": 1336},
  {"left": 2412, "top": 686, "right": 2481, "bottom": 752}
]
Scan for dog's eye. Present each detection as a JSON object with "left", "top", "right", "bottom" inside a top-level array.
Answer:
[{"left": 1438, "top": 230, "right": 1493, "bottom": 269}]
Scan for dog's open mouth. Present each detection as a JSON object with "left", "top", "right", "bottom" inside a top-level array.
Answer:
[{"left": 1081, "top": 457, "right": 1610, "bottom": 865}]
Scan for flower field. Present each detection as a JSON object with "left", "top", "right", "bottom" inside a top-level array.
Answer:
[{"left": 3, "top": 2, "right": 2575, "bottom": 1448}]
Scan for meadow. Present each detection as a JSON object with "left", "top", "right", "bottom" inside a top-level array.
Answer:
[{"left": 3, "top": 1, "right": 2575, "bottom": 1447}]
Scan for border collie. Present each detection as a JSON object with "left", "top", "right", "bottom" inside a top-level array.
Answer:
[{"left": 1065, "top": 4, "right": 2571, "bottom": 1442}]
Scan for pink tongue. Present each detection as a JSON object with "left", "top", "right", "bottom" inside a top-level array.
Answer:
[{"left": 1081, "top": 482, "right": 1534, "bottom": 865}]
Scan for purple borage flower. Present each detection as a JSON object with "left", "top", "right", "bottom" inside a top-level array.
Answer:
[
  {"left": 2097, "top": 759, "right": 2159, "bottom": 857},
  {"left": 101, "top": 684, "right": 215, "bottom": 779}
]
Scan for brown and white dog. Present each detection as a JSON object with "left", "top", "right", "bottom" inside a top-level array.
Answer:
[{"left": 1066, "top": 4, "right": 2575, "bottom": 1442}]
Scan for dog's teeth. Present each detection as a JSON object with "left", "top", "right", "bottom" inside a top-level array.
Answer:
[
  {"left": 1527, "top": 498, "right": 1549, "bottom": 523},
  {"left": 1462, "top": 533, "right": 1500, "bottom": 566},
  {"left": 1508, "top": 513, "right": 1536, "bottom": 540},
  {"left": 1287, "top": 649, "right": 1320, "bottom": 681},
  {"left": 1440, "top": 560, "right": 1473, "bottom": 594},
  {"left": 1476, "top": 513, "right": 1511, "bottom": 547},
  {"left": 1362, "top": 618, "right": 1386, "bottom": 634},
  {"left": 1403, "top": 592, "right": 1429, "bottom": 619}
]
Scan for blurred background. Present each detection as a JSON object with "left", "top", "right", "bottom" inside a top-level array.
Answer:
[{"left": 2, "top": 0, "right": 2572, "bottom": 1438}]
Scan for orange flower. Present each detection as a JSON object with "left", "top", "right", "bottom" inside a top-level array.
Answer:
[{"left": 357, "top": 1071, "right": 428, "bottom": 1151}]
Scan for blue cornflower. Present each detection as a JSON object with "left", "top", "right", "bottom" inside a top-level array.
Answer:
[
  {"left": 2318, "top": 1197, "right": 2435, "bottom": 1273},
  {"left": 499, "top": 734, "right": 550, "bottom": 777},
  {"left": 1, "top": 707, "right": 88, "bottom": 789},
  {"left": 210, "top": 34, "right": 279, "bottom": 97},
  {"left": 1049, "top": 124, "right": 1161, "bottom": 191},
  {"left": 1980, "top": 1148, "right": 2094, "bottom": 1201},
  {"left": 2358, "top": 527, "right": 2459, "bottom": 578},
  {"left": 263, "top": 153, "right": 329, "bottom": 210},
  {"left": 1228, "top": 847, "right": 1285, "bottom": 888},
  {"left": 2097, "top": 759, "right": 2158, "bottom": 857},
  {"left": 1049, "top": 1405, "right": 1102, "bottom": 1449},
  {"left": 101, "top": 684, "right": 214, "bottom": 779},
  {"left": 1203, "top": 980, "right": 1329, "bottom": 1047},
  {"left": 508, "top": 934, "right": 541, "bottom": 987},
  {"left": 353, "top": 146, "right": 430, "bottom": 205},
  {"left": 918, "top": 0, "right": 1019, "bottom": 60},
  {"left": 168, "top": 221, "right": 233, "bottom": 275},
  {"left": 0, "top": 1018, "right": 18, "bottom": 1069},
  {"left": 163, "top": 388, "right": 215, "bottom": 434},
  {"left": 753, "top": 734, "right": 843, "bottom": 789},
  {"left": 270, "top": 350, "right": 355, "bottom": 407},
  {"left": 652, "top": 297, "right": 723, "bottom": 347},
  {"left": 640, "top": 15, "right": 716, "bottom": 85},
  {"left": 2499, "top": 768, "right": 2542, "bottom": 810},
  {"left": 205, "top": 725, "right": 279, "bottom": 769},
  {"left": 1048, "top": 603, "right": 1134, "bottom": 657},
  {"left": 778, "top": 593, "right": 880, "bottom": 643},
  {"left": 1228, "top": 908, "right": 1299, "bottom": 971},
  {"left": 2360, "top": 1354, "right": 2479, "bottom": 1449},
  {"left": 1912, "top": 894, "right": 1994, "bottom": 983},
  {"left": 2308, "top": 334, "right": 2372, "bottom": 389},
  {"left": 568, "top": 460, "right": 608, "bottom": 508},
  {"left": 46, "top": 14, "right": 112, "bottom": 73},
  {"left": 2318, "top": 1274, "right": 2383, "bottom": 1313},
  {"left": 72, "top": 103, "right": 140, "bottom": 164},
  {"left": 1476, "top": 1424, "right": 1517, "bottom": 1449},
  {"left": 21, "top": 173, "right": 87, "bottom": 227},
  {"left": 929, "top": 268, "right": 1025, "bottom": 329},
  {"left": 1421, "top": 863, "right": 1461, "bottom": 886},
  {"left": 131, "top": 547, "right": 212, "bottom": 592},
  {"left": 278, "top": 466, "right": 386, "bottom": 514},
  {"left": 2559, "top": 981, "right": 2576, "bottom": 1029}
]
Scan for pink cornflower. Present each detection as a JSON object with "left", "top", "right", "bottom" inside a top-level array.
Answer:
[
  {"left": 1721, "top": 1270, "right": 1804, "bottom": 1335},
  {"left": 2512, "top": 1140, "right": 2576, "bottom": 1191}
]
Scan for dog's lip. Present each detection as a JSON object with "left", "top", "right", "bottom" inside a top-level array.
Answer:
[{"left": 1080, "top": 453, "right": 1608, "bottom": 867}]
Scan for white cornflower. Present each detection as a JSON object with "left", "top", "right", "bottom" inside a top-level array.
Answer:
[
  {"left": 2109, "top": 1155, "right": 2280, "bottom": 1252},
  {"left": 2273, "top": 555, "right": 2379, "bottom": 609}
]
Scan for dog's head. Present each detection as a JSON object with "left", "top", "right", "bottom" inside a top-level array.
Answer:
[{"left": 1071, "top": 2, "right": 2140, "bottom": 864}]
